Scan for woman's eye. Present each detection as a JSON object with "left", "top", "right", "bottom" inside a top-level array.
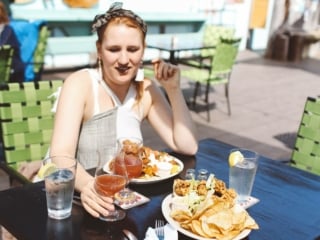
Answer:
[
  {"left": 108, "top": 48, "right": 120, "bottom": 52},
  {"left": 106, "top": 47, "right": 140, "bottom": 53},
  {"left": 128, "top": 47, "right": 139, "bottom": 52}
]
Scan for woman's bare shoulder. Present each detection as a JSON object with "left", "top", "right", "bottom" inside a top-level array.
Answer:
[
  {"left": 143, "top": 78, "right": 161, "bottom": 90},
  {"left": 63, "top": 69, "right": 92, "bottom": 87}
]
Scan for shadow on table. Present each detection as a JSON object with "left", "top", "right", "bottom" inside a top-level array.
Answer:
[{"left": 82, "top": 216, "right": 135, "bottom": 240}]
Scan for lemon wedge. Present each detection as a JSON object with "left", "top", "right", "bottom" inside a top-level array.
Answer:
[
  {"left": 37, "top": 163, "right": 57, "bottom": 179},
  {"left": 228, "top": 151, "right": 244, "bottom": 167}
]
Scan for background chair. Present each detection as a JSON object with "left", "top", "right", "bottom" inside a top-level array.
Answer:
[
  {"left": 290, "top": 96, "right": 320, "bottom": 175},
  {"left": 178, "top": 25, "right": 236, "bottom": 67},
  {"left": 0, "top": 80, "right": 63, "bottom": 184},
  {"left": 10, "top": 20, "right": 50, "bottom": 82},
  {"left": 32, "top": 24, "right": 50, "bottom": 81},
  {"left": 0, "top": 45, "right": 14, "bottom": 84},
  {"left": 181, "top": 39, "right": 240, "bottom": 122},
  {"left": 201, "top": 25, "right": 236, "bottom": 58}
]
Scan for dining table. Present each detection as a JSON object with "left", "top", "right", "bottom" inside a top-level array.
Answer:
[
  {"left": 0, "top": 138, "right": 320, "bottom": 240},
  {"left": 147, "top": 41, "right": 214, "bottom": 64}
]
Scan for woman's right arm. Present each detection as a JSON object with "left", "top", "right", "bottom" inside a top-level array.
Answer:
[
  {"left": 49, "top": 71, "right": 86, "bottom": 158},
  {"left": 49, "top": 71, "right": 114, "bottom": 218}
]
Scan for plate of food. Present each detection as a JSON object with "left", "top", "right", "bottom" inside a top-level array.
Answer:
[
  {"left": 103, "top": 141, "right": 184, "bottom": 184},
  {"left": 161, "top": 176, "right": 259, "bottom": 240}
]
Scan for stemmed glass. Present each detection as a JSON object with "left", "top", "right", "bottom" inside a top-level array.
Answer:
[
  {"left": 114, "top": 138, "right": 143, "bottom": 201},
  {"left": 94, "top": 147, "right": 128, "bottom": 222}
]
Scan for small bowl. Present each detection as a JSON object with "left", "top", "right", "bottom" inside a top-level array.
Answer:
[{"left": 157, "top": 162, "right": 172, "bottom": 177}]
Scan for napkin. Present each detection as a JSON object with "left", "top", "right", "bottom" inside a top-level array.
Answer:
[{"left": 144, "top": 223, "right": 178, "bottom": 240}]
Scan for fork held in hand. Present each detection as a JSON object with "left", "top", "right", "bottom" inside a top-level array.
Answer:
[{"left": 155, "top": 219, "right": 165, "bottom": 240}]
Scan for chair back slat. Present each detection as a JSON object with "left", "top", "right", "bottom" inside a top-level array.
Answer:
[
  {"left": 201, "top": 25, "right": 235, "bottom": 57},
  {"left": 0, "top": 80, "right": 63, "bottom": 173},
  {"left": 210, "top": 41, "right": 239, "bottom": 76},
  {"left": 0, "top": 45, "right": 14, "bottom": 83},
  {"left": 33, "top": 25, "right": 50, "bottom": 81},
  {"left": 291, "top": 97, "right": 320, "bottom": 175}
]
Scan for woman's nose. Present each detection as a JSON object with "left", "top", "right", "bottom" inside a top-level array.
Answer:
[{"left": 118, "top": 51, "right": 129, "bottom": 64}]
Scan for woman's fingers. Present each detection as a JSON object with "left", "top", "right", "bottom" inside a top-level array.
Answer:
[
  {"left": 152, "top": 59, "right": 176, "bottom": 80},
  {"left": 80, "top": 181, "right": 115, "bottom": 218},
  {"left": 82, "top": 203, "right": 100, "bottom": 218},
  {"left": 18, "top": 161, "right": 41, "bottom": 180},
  {"left": 82, "top": 193, "right": 114, "bottom": 218}
]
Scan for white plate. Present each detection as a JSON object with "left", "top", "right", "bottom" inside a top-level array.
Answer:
[
  {"left": 103, "top": 155, "right": 184, "bottom": 185},
  {"left": 161, "top": 194, "right": 251, "bottom": 240}
]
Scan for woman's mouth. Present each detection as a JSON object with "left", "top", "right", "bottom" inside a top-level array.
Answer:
[{"left": 116, "top": 66, "right": 130, "bottom": 74}]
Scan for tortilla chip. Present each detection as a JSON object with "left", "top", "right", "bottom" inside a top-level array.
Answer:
[
  {"left": 171, "top": 210, "right": 192, "bottom": 223},
  {"left": 191, "top": 220, "right": 210, "bottom": 238}
]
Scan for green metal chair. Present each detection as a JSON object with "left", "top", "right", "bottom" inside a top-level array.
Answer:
[
  {"left": 0, "top": 45, "right": 14, "bottom": 84},
  {"left": 31, "top": 24, "right": 50, "bottom": 81},
  {"left": 0, "top": 80, "right": 63, "bottom": 184},
  {"left": 181, "top": 40, "right": 240, "bottom": 122},
  {"left": 290, "top": 97, "right": 320, "bottom": 175},
  {"left": 179, "top": 25, "right": 236, "bottom": 68},
  {"left": 201, "top": 25, "right": 236, "bottom": 58}
]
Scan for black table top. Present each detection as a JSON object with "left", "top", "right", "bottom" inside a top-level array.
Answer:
[
  {"left": 0, "top": 138, "right": 319, "bottom": 240},
  {"left": 147, "top": 42, "right": 215, "bottom": 64},
  {"left": 147, "top": 43, "right": 215, "bottom": 53}
]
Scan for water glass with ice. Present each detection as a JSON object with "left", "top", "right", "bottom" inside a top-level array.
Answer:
[
  {"left": 44, "top": 156, "right": 77, "bottom": 220},
  {"left": 229, "top": 148, "right": 258, "bottom": 204}
]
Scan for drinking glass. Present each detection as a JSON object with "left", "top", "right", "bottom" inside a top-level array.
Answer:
[
  {"left": 197, "top": 168, "right": 208, "bottom": 181},
  {"left": 114, "top": 138, "right": 143, "bottom": 200},
  {"left": 229, "top": 148, "right": 258, "bottom": 204},
  {"left": 94, "top": 147, "right": 127, "bottom": 221},
  {"left": 185, "top": 168, "right": 196, "bottom": 180},
  {"left": 43, "top": 156, "right": 77, "bottom": 220}
]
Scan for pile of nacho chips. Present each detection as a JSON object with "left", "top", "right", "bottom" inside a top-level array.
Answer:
[{"left": 170, "top": 178, "right": 259, "bottom": 240}]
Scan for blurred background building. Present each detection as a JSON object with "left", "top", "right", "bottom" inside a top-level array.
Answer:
[{"left": 5, "top": 0, "right": 320, "bottom": 69}]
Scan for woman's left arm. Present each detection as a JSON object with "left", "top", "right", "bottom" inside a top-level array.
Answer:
[{"left": 145, "top": 59, "right": 198, "bottom": 155}]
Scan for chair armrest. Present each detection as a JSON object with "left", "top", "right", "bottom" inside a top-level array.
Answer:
[
  {"left": 0, "top": 161, "right": 31, "bottom": 185},
  {"left": 178, "top": 55, "right": 211, "bottom": 70}
]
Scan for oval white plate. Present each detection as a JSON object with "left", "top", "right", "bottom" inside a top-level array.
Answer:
[
  {"left": 161, "top": 194, "right": 251, "bottom": 240},
  {"left": 103, "top": 155, "right": 184, "bottom": 185}
]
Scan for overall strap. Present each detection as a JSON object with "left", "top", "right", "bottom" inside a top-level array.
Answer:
[
  {"left": 87, "top": 69, "right": 100, "bottom": 115},
  {"left": 98, "top": 78, "right": 121, "bottom": 106}
]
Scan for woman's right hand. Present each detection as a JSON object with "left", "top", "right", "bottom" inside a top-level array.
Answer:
[{"left": 80, "top": 179, "right": 115, "bottom": 218}]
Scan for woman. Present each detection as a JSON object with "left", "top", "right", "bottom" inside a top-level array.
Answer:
[
  {"left": 49, "top": 2, "right": 198, "bottom": 218},
  {"left": 0, "top": 1, "right": 25, "bottom": 82}
]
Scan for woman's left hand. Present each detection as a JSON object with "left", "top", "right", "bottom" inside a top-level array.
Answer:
[
  {"left": 18, "top": 160, "right": 42, "bottom": 180},
  {"left": 152, "top": 59, "right": 180, "bottom": 90}
]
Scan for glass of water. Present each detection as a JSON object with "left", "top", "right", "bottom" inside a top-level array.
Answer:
[
  {"left": 228, "top": 148, "right": 258, "bottom": 204},
  {"left": 43, "top": 156, "right": 77, "bottom": 220}
]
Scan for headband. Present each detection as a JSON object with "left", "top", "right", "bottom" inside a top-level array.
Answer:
[{"left": 92, "top": 2, "right": 147, "bottom": 35}]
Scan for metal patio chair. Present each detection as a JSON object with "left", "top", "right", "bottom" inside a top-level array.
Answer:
[
  {"left": 0, "top": 45, "right": 14, "bottom": 84},
  {"left": 290, "top": 96, "right": 320, "bottom": 175},
  {"left": 0, "top": 80, "right": 63, "bottom": 184},
  {"left": 181, "top": 39, "right": 240, "bottom": 121}
]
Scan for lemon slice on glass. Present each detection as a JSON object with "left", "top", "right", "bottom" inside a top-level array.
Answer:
[
  {"left": 37, "top": 163, "right": 57, "bottom": 179},
  {"left": 228, "top": 151, "right": 244, "bottom": 167}
]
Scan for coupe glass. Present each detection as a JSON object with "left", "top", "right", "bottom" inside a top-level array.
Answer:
[
  {"left": 94, "top": 147, "right": 127, "bottom": 221},
  {"left": 115, "top": 138, "right": 143, "bottom": 200}
]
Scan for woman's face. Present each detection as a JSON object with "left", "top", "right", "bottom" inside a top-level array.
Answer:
[{"left": 98, "top": 23, "right": 144, "bottom": 86}]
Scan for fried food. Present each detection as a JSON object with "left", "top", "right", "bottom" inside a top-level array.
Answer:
[
  {"left": 110, "top": 139, "right": 180, "bottom": 178},
  {"left": 170, "top": 178, "right": 259, "bottom": 240}
]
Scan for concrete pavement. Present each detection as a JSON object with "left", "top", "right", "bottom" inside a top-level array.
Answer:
[{"left": 143, "top": 50, "right": 320, "bottom": 161}]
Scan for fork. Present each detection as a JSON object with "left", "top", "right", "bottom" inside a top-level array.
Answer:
[{"left": 155, "top": 219, "right": 165, "bottom": 240}]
